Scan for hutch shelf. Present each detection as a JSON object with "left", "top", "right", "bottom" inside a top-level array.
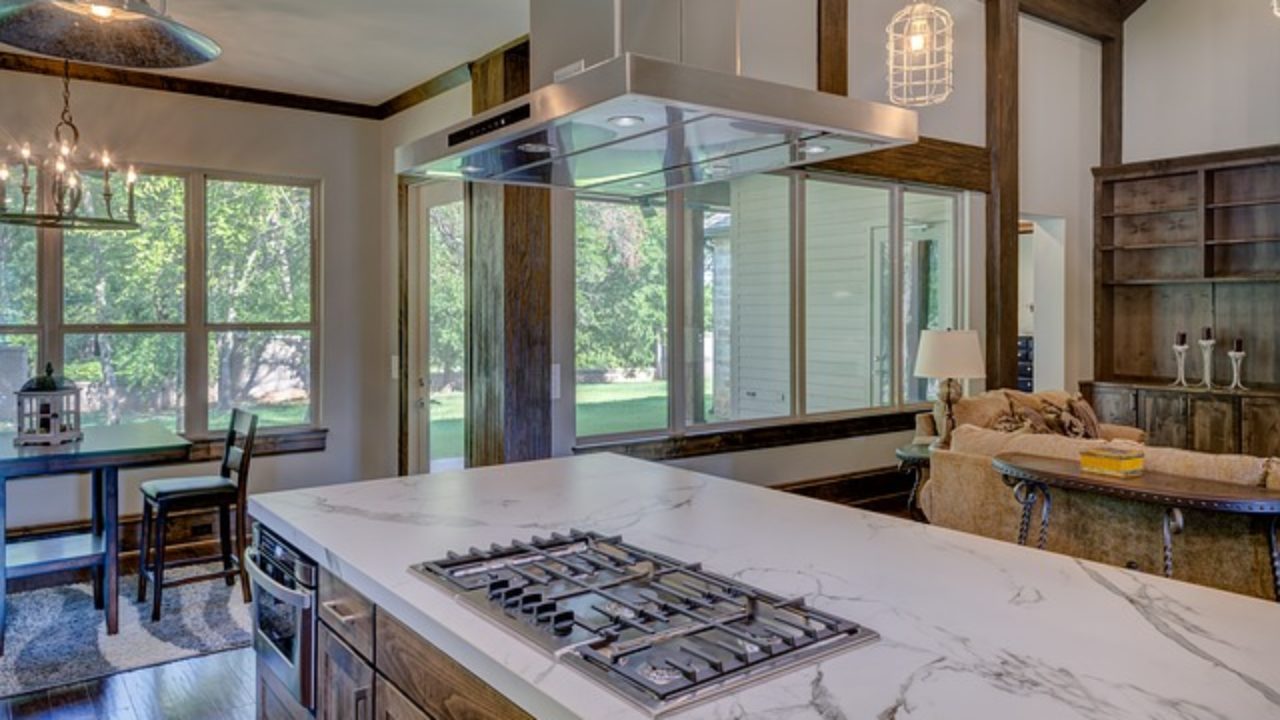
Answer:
[{"left": 1091, "top": 145, "right": 1280, "bottom": 450}]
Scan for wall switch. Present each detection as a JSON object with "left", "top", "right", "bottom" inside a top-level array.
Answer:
[
  {"left": 391, "top": 355, "right": 400, "bottom": 380},
  {"left": 551, "top": 363, "right": 561, "bottom": 400}
]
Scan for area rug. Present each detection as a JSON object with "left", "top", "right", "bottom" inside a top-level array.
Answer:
[{"left": 0, "top": 564, "right": 252, "bottom": 698}]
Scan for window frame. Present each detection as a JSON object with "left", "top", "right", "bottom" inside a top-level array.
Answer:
[
  {"left": 572, "top": 169, "right": 967, "bottom": 445},
  {"left": 14, "top": 163, "right": 322, "bottom": 440}
]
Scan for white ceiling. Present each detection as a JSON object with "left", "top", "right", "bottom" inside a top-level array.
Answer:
[{"left": 5, "top": 0, "right": 532, "bottom": 105}]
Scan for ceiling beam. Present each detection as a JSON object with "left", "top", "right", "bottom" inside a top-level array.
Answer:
[
  {"left": 1016, "top": 0, "right": 1122, "bottom": 41},
  {"left": 1115, "top": 0, "right": 1150, "bottom": 21}
]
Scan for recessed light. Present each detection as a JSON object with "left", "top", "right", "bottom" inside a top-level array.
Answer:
[
  {"left": 608, "top": 115, "right": 646, "bottom": 128},
  {"left": 804, "top": 143, "right": 830, "bottom": 155},
  {"left": 517, "top": 142, "right": 557, "bottom": 154},
  {"left": 460, "top": 164, "right": 485, "bottom": 175},
  {"left": 630, "top": 180, "right": 651, "bottom": 189}
]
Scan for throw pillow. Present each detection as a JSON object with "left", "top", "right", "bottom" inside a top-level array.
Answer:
[{"left": 1067, "top": 397, "right": 1101, "bottom": 439}]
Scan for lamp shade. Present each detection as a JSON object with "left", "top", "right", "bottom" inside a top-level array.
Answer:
[{"left": 914, "top": 329, "right": 986, "bottom": 379}]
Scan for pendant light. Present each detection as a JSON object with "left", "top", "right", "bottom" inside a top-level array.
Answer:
[
  {"left": 0, "top": 0, "right": 220, "bottom": 69},
  {"left": 887, "top": 0, "right": 954, "bottom": 108}
]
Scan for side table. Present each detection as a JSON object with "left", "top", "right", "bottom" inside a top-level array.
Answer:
[{"left": 896, "top": 442, "right": 934, "bottom": 522}]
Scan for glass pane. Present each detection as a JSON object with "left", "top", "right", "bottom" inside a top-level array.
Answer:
[
  {"left": 209, "top": 331, "right": 312, "bottom": 428},
  {"left": 207, "top": 180, "right": 312, "bottom": 324},
  {"left": 0, "top": 334, "right": 37, "bottom": 431},
  {"left": 575, "top": 197, "right": 669, "bottom": 437},
  {"left": 0, "top": 222, "right": 36, "bottom": 326},
  {"left": 64, "top": 173, "right": 186, "bottom": 324},
  {"left": 686, "top": 175, "right": 792, "bottom": 425},
  {"left": 427, "top": 200, "right": 466, "bottom": 463},
  {"left": 64, "top": 333, "right": 185, "bottom": 431},
  {"left": 805, "top": 180, "right": 894, "bottom": 413},
  {"left": 903, "top": 191, "right": 958, "bottom": 404}
]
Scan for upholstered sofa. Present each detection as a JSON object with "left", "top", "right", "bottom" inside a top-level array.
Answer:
[{"left": 916, "top": 390, "right": 1279, "bottom": 600}]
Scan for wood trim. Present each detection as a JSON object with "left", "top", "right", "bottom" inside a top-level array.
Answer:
[
  {"left": 574, "top": 411, "right": 918, "bottom": 461},
  {"left": 807, "top": 137, "right": 991, "bottom": 193},
  {"left": 397, "top": 178, "right": 411, "bottom": 476},
  {"left": 377, "top": 63, "right": 470, "bottom": 118},
  {"left": 1093, "top": 145, "right": 1280, "bottom": 180},
  {"left": 1115, "top": 0, "right": 1150, "bottom": 21},
  {"left": 778, "top": 466, "right": 912, "bottom": 513},
  {"left": 1101, "top": 34, "right": 1124, "bottom": 166},
  {"left": 816, "top": 0, "right": 848, "bottom": 96},
  {"left": 986, "top": 0, "right": 1020, "bottom": 390}
]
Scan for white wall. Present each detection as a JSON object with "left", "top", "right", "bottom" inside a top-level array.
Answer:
[
  {"left": 1018, "top": 16, "right": 1100, "bottom": 392},
  {"left": 850, "top": 0, "right": 986, "bottom": 146},
  {"left": 0, "top": 71, "right": 383, "bottom": 527},
  {"left": 1124, "top": 0, "right": 1280, "bottom": 163}
]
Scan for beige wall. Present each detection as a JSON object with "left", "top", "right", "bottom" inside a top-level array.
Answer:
[
  {"left": 0, "top": 71, "right": 382, "bottom": 526},
  {"left": 1124, "top": 0, "right": 1280, "bottom": 163}
]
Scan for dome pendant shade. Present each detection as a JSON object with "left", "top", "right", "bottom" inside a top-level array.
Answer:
[{"left": 0, "top": 0, "right": 220, "bottom": 69}]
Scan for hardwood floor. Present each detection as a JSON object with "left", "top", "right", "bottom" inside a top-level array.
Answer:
[{"left": 0, "top": 648, "right": 255, "bottom": 720}]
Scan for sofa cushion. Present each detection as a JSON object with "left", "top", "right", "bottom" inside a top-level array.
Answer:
[
  {"left": 1140, "top": 447, "right": 1266, "bottom": 488},
  {"left": 950, "top": 425, "right": 1108, "bottom": 461},
  {"left": 944, "top": 391, "right": 1016, "bottom": 433}
]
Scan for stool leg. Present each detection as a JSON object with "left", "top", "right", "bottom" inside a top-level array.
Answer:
[
  {"left": 218, "top": 504, "right": 234, "bottom": 587},
  {"left": 237, "top": 503, "right": 251, "bottom": 603},
  {"left": 150, "top": 507, "right": 167, "bottom": 622},
  {"left": 137, "top": 501, "right": 153, "bottom": 603}
]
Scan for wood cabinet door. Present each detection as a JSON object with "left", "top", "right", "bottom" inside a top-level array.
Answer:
[
  {"left": 1242, "top": 398, "right": 1280, "bottom": 457},
  {"left": 257, "top": 658, "right": 312, "bottom": 720},
  {"left": 1138, "top": 390, "right": 1189, "bottom": 448},
  {"left": 1090, "top": 386, "right": 1138, "bottom": 427},
  {"left": 375, "top": 676, "right": 433, "bottom": 720},
  {"left": 1190, "top": 396, "right": 1239, "bottom": 453},
  {"left": 318, "top": 623, "right": 375, "bottom": 720}
]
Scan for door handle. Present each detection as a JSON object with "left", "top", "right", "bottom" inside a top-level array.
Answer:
[{"left": 244, "top": 548, "right": 312, "bottom": 609}]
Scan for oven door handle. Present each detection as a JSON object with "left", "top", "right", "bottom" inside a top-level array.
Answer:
[{"left": 245, "top": 547, "right": 314, "bottom": 609}]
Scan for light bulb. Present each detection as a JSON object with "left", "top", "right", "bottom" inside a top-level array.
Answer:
[
  {"left": 89, "top": 3, "right": 114, "bottom": 18},
  {"left": 55, "top": 158, "right": 67, "bottom": 174},
  {"left": 19, "top": 144, "right": 30, "bottom": 160},
  {"left": 59, "top": 142, "right": 70, "bottom": 157},
  {"left": 0, "top": 167, "right": 9, "bottom": 182},
  {"left": 101, "top": 151, "right": 112, "bottom": 168},
  {"left": 909, "top": 33, "right": 926, "bottom": 52},
  {"left": 126, "top": 166, "right": 138, "bottom": 185},
  {"left": 67, "top": 174, "right": 79, "bottom": 188}
]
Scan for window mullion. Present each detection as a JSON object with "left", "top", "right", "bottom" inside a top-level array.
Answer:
[
  {"left": 185, "top": 172, "right": 209, "bottom": 437},
  {"left": 791, "top": 172, "right": 806, "bottom": 418},
  {"left": 891, "top": 186, "right": 906, "bottom": 408},
  {"left": 667, "top": 188, "right": 685, "bottom": 436}
]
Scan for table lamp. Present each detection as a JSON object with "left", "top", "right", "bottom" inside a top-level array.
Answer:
[{"left": 914, "top": 329, "right": 987, "bottom": 447}]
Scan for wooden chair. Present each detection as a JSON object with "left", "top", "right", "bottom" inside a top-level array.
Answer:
[{"left": 137, "top": 409, "right": 258, "bottom": 622}]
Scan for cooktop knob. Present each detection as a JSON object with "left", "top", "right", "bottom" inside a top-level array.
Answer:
[{"left": 551, "top": 610, "right": 575, "bottom": 636}]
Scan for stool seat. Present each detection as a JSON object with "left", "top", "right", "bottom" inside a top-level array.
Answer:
[{"left": 141, "top": 475, "right": 236, "bottom": 502}]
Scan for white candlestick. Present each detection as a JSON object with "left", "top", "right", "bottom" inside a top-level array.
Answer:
[
  {"left": 1228, "top": 351, "right": 1247, "bottom": 391},
  {"left": 1198, "top": 339, "right": 1216, "bottom": 390}
]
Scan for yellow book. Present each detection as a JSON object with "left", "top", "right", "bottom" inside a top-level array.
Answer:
[{"left": 1080, "top": 446, "right": 1145, "bottom": 478}]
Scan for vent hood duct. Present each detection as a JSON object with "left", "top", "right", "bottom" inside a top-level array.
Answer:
[{"left": 396, "top": 0, "right": 918, "bottom": 198}]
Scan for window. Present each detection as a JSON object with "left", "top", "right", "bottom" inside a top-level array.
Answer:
[
  {"left": 206, "top": 179, "right": 316, "bottom": 429},
  {"left": 427, "top": 198, "right": 465, "bottom": 463},
  {"left": 572, "top": 171, "right": 966, "bottom": 442},
  {"left": 0, "top": 166, "right": 319, "bottom": 437},
  {"left": 575, "top": 196, "right": 669, "bottom": 437}
]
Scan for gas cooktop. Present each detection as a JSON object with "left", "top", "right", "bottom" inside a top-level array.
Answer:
[{"left": 410, "top": 530, "right": 877, "bottom": 716}]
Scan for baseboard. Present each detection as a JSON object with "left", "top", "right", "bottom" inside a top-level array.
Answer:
[{"left": 7, "top": 509, "right": 237, "bottom": 593}]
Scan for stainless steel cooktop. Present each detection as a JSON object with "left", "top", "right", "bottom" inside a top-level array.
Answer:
[{"left": 411, "top": 530, "right": 877, "bottom": 716}]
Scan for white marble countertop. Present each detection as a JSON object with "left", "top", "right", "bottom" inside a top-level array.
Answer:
[{"left": 249, "top": 454, "right": 1280, "bottom": 720}]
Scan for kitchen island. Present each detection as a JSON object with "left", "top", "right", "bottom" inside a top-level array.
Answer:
[{"left": 248, "top": 454, "right": 1280, "bottom": 719}]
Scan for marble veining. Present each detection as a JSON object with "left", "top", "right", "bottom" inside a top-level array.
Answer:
[{"left": 248, "top": 454, "right": 1280, "bottom": 720}]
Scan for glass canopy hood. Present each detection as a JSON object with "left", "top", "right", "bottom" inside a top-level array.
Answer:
[{"left": 395, "top": 53, "right": 919, "bottom": 198}]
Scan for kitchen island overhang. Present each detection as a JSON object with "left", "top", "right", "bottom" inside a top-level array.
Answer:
[{"left": 249, "top": 453, "right": 1280, "bottom": 719}]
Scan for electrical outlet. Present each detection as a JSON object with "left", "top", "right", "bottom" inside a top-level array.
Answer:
[
  {"left": 391, "top": 354, "right": 400, "bottom": 380},
  {"left": 551, "top": 363, "right": 561, "bottom": 400}
]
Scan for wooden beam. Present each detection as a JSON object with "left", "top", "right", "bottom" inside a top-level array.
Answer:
[
  {"left": 808, "top": 137, "right": 991, "bottom": 193},
  {"left": 377, "top": 63, "right": 470, "bottom": 118},
  {"left": 1115, "top": 0, "right": 1150, "bottom": 21},
  {"left": 0, "top": 51, "right": 383, "bottom": 119},
  {"left": 465, "top": 40, "right": 553, "bottom": 467},
  {"left": 1101, "top": 34, "right": 1124, "bottom": 166},
  {"left": 986, "top": 0, "right": 1020, "bottom": 390},
  {"left": 816, "top": 0, "right": 848, "bottom": 95},
  {"left": 1017, "top": 0, "right": 1122, "bottom": 41}
]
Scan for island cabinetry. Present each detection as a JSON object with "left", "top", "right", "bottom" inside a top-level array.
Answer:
[
  {"left": 374, "top": 676, "right": 432, "bottom": 720},
  {"left": 375, "top": 612, "right": 534, "bottom": 720},
  {"left": 318, "top": 623, "right": 374, "bottom": 720}
]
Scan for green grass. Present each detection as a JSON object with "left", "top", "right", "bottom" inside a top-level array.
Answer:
[{"left": 427, "top": 381, "right": 673, "bottom": 461}]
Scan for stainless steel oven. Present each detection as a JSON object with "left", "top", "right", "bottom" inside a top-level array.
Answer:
[{"left": 247, "top": 524, "right": 318, "bottom": 712}]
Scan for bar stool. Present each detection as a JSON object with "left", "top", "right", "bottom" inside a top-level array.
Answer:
[{"left": 137, "top": 409, "right": 258, "bottom": 621}]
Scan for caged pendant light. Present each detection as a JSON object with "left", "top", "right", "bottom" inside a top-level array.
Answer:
[{"left": 886, "top": 0, "right": 954, "bottom": 108}]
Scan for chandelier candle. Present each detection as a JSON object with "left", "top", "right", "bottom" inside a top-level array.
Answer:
[{"left": 1199, "top": 335, "right": 1216, "bottom": 390}]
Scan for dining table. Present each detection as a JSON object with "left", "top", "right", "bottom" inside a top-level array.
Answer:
[{"left": 0, "top": 422, "right": 192, "bottom": 655}]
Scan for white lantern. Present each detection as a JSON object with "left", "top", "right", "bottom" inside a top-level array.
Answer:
[
  {"left": 15, "top": 363, "right": 83, "bottom": 447},
  {"left": 887, "top": 0, "right": 954, "bottom": 108}
]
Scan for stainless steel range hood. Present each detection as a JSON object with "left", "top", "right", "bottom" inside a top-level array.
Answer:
[{"left": 396, "top": 1, "right": 918, "bottom": 197}]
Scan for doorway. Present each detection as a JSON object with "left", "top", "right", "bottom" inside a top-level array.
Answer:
[
  {"left": 407, "top": 182, "right": 466, "bottom": 473},
  {"left": 1018, "top": 215, "right": 1066, "bottom": 391}
]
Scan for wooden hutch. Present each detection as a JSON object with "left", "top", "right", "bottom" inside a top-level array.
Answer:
[{"left": 1084, "top": 145, "right": 1280, "bottom": 455}]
